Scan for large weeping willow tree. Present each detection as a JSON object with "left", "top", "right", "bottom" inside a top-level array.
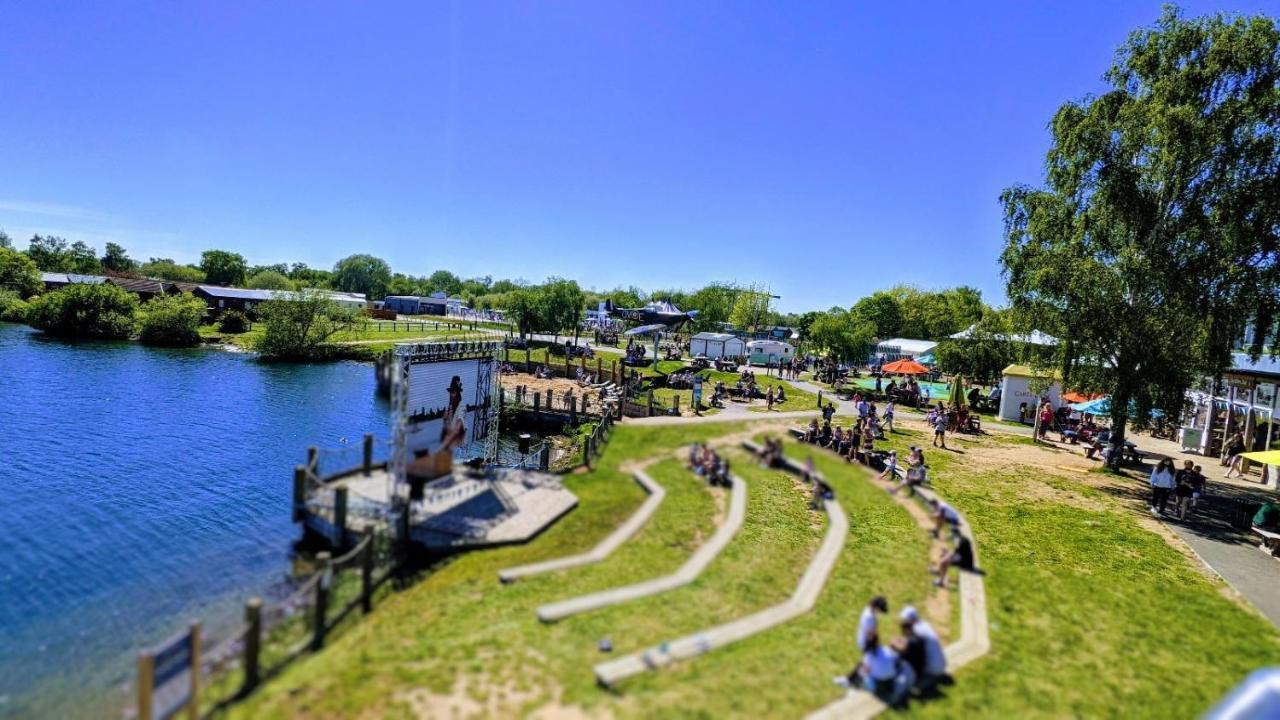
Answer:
[{"left": 1001, "top": 6, "right": 1280, "bottom": 467}]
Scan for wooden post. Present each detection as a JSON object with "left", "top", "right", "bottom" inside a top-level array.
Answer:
[
  {"left": 362, "top": 433, "right": 374, "bottom": 476},
  {"left": 817, "top": 390, "right": 823, "bottom": 408},
  {"left": 499, "top": 386, "right": 505, "bottom": 408},
  {"left": 293, "top": 465, "right": 306, "bottom": 523},
  {"left": 539, "top": 444, "right": 550, "bottom": 470},
  {"left": 673, "top": 394, "right": 680, "bottom": 415},
  {"left": 242, "top": 598, "right": 262, "bottom": 694},
  {"left": 546, "top": 388, "right": 553, "bottom": 411},
  {"left": 334, "top": 487, "right": 349, "bottom": 550},
  {"left": 570, "top": 395, "right": 578, "bottom": 425},
  {"left": 137, "top": 651, "right": 154, "bottom": 720},
  {"left": 533, "top": 393, "right": 540, "bottom": 416},
  {"left": 361, "top": 539, "right": 374, "bottom": 614},
  {"left": 307, "top": 446, "right": 318, "bottom": 473},
  {"left": 584, "top": 435, "right": 593, "bottom": 468},
  {"left": 647, "top": 389, "right": 655, "bottom": 417},
  {"left": 188, "top": 622, "right": 201, "bottom": 720},
  {"left": 312, "top": 552, "right": 332, "bottom": 651},
  {"left": 596, "top": 356, "right": 602, "bottom": 380}
]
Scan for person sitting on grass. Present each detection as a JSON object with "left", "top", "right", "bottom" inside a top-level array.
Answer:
[
  {"left": 687, "top": 442, "right": 704, "bottom": 471},
  {"left": 776, "top": 385, "right": 786, "bottom": 404},
  {"left": 861, "top": 426, "right": 876, "bottom": 465},
  {"left": 835, "top": 427, "right": 852, "bottom": 458},
  {"left": 928, "top": 497, "right": 961, "bottom": 538},
  {"left": 804, "top": 418, "right": 819, "bottom": 444},
  {"left": 835, "top": 631, "right": 904, "bottom": 705},
  {"left": 933, "top": 528, "right": 975, "bottom": 588},
  {"left": 819, "top": 420, "right": 833, "bottom": 447},
  {"left": 857, "top": 595, "right": 889, "bottom": 651},
  {"left": 899, "top": 606, "right": 947, "bottom": 691}
]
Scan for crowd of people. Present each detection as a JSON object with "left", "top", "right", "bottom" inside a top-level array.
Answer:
[{"left": 687, "top": 442, "right": 732, "bottom": 487}]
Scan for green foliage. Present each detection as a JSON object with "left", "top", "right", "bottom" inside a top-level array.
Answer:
[
  {"left": 849, "top": 291, "right": 903, "bottom": 338},
  {"left": 0, "top": 230, "right": 11, "bottom": 249},
  {"left": 728, "top": 284, "right": 776, "bottom": 332},
  {"left": 1000, "top": 7, "right": 1280, "bottom": 458},
  {"left": 253, "top": 290, "right": 358, "bottom": 359},
  {"left": 684, "top": 283, "right": 738, "bottom": 332},
  {"left": 27, "top": 282, "right": 138, "bottom": 339},
  {"left": 426, "top": 269, "right": 462, "bottom": 296},
  {"left": 0, "top": 246, "right": 42, "bottom": 297},
  {"left": 332, "top": 254, "right": 391, "bottom": 300},
  {"left": 217, "top": 310, "right": 250, "bottom": 333},
  {"left": 932, "top": 308, "right": 1020, "bottom": 384},
  {"left": 66, "top": 240, "right": 102, "bottom": 274},
  {"left": 101, "top": 242, "right": 135, "bottom": 272},
  {"left": 879, "top": 285, "right": 984, "bottom": 340},
  {"left": 807, "top": 307, "right": 876, "bottom": 362},
  {"left": 199, "top": 249, "right": 248, "bottom": 286},
  {"left": 0, "top": 289, "right": 29, "bottom": 323},
  {"left": 246, "top": 269, "right": 295, "bottom": 290},
  {"left": 541, "top": 277, "right": 584, "bottom": 334},
  {"left": 139, "top": 258, "right": 206, "bottom": 283},
  {"left": 287, "top": 263, "right": 333, "bottom": 288},
  {"left": 24, "top": 235, "right": 98, "bottom": 273},
  {"left": 137, "top": 292, "right": 206, "bottom": 347}
]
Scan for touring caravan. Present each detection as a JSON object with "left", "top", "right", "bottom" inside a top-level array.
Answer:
[{"left": 747, "top": 339, "right": 794, "bottom": 366}]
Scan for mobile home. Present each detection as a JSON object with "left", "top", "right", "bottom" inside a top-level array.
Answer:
[{"left": 747, "top": 339, "right": 794, "bottom": 366}]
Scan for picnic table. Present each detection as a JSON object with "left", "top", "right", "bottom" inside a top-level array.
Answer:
[{"left": 1253, "top": 526, "right": 1280, "bottom": 558}]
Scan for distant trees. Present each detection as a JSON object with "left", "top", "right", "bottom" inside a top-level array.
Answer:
[
  {"left": 932, "top": 309, "right": 1020, "bottom": 385},
  {"left": 27, "top": 283, "right": 138, "bottom": 339},
  {"left": 0, "top": 247, "right": 42, "bottom": 297},
  {"left": 24, "top": 235, "right": 101, "bottom": 274},
  {"left": 728, "top": 284, "right": 777, "bottom": 334},
  {"left": 101, "top": 242, "right": 135, "bottom": 273},
  {"left": 1000, "top": 7, "right": 1280, "bottom": 466},
  {"left": 808, "top": 308, "right": 876, "bottom": 362},
  {"left": 332, "top": 254, "right": 391, "bottom": 299},
  {"left": 137, "top": 293, "right": 206, "bottom": 347},
  {"left": 200, "top": 250, "right": 248, "bottom": 286},
  {"left": 0, "top": 230, "right": 11, "bottom": 249},
  {"left": 246, "top": 270, "right": 295, "bottom": 290},
  {"left": 0, "top": 290, "right": 29, "bottom": 323},
  {"left": 287, "top": 263, "right": 334, "bottom": 289},
  {"left": 139, "top": 258, "right": 206, "bottom": 283},
  {"left": 254, "top": 290, "right": 358, "bottom": 359}
]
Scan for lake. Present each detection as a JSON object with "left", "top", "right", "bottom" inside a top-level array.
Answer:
[{"left": 0, "top": 323, "right": 389, "bottom": 719}]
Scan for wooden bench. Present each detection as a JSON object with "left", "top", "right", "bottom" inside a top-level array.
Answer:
[{"left": 1253, "top": 526, "right": 1280, "bottom": 557}]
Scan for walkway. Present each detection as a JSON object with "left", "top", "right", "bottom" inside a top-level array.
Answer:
[
  {"left": 536, "top": 471, "right": 747, "bottom": 622},
  {"left": 497, "top": 469, "right": 665, "bottom": 582}
]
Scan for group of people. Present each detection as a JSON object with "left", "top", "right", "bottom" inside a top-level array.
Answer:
[
  {"left": 687, "top": 442, "right": 732, "bottom": 487},
  {"left": 836, "top": 597, "right": 949, "bottom": 707},
  {"left": 765, "top": 357, "right": 805, "bottom": 380},
  {"left": 754, "top": 436, "right": 785, "bottom": 467},
  {"left": 885, "top": 445, "right": 930, "bottom": 496},
  {"left": 1147, "top": 458, "right": 1206, "bottom": 519},
  {"left": 802, "top": 416, "right": 883, "bottom": 464},
  {"left": 623, "top": 339, "right": 648, "bottom": 365},
  {"left": 666, "top": 369, "right": 697, "bottom": 389}
]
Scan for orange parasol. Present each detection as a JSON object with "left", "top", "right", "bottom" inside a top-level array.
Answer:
[
  {"left": 1062, "top": 391, "right": 1104, "bottom": 404},
  {"left": 881, "top": 359, "right": 929, "bottom": 375}
]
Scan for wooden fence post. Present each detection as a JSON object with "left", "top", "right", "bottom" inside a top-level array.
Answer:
[
  {"left": 545, "top": 388, "right": 553, "bottom": 410},
  {"left": 817, "top": 390, "right": 823, "bottom": 408},
  {"left": 539, "top": 445, "right": 550, "bottom": 470},
  {"left": 647, "top": 389, "right": 655, "bottom": 417},
  {"left": 499, "top": 386, "right": 505, "bottom": 408},
  {"left": 293, "top": 466, "right": 306, "bottom": 522},
  {"left": 334, "top": 487, "right": 349, "bottom": 549},
  {"left": 570, "top": 395, "right": 578, "bottom": 425},
  {"left": 362, "top": 433, "right": 374, "bottom": 476},
  {"left": 533, "top": 393, "right": 540, "bottom": 416},
  {"left": 242, "top": 597, "right": 262, "bottom": 695},
  {"left": 596, "top": 356, "right": 602, "bottom": 380},
  {"left": 312, "top": 552, "right": 332, "bottom": 651},
  {"left": 673, "top": 394, "right": 680, "bottom": 415},
  {"left": 137, "top": 651, "right": 154, "bottom": 720},
  {"left": 361, "top": 539, "right": 374, "bottom": 614}
]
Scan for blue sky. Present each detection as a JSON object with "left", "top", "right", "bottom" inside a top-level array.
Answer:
[{"left": 2, "top": 1, "right": 1276, "bottom": 312}]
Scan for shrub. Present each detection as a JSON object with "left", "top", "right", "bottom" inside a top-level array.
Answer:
[
  {"left": 138, "top": 292, "right": 207, "bottom": 347},
  {"left": 254, "top": 290, "right": 357, "bottom": 360},
  {"left": 27, "top": 283, "right": 139, "bottom": 339},
  {"left": 246, "top": 270, "right": 294, "bottom": 290},
  {"left": 0, "top": 289, "right": 29, "bottom": 323},
  {"left": 217, "top": 310, "right": 250, "bottom": 334},
  {"left": 0, "top": 246, "right": 42, "bottom": 298}
]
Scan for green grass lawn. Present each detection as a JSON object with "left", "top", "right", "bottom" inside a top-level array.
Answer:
[
  {"left": 224, "top": 420, "right": 932, "bottom": 719},
  {"left": 864, "top": 424, "right": 1280, "bottom": 718}
]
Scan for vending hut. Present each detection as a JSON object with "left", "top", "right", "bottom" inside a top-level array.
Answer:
[{"left": 1181, "top": 353, "right": 1280, "bottom": 484}]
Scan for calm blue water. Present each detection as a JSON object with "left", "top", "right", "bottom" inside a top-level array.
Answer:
[{"left": 0, "top": 324, "right": 388, "bottom": 718}]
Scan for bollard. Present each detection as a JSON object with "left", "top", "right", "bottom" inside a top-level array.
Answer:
[
  {"left": 242, "top": 597, "right": 262, "bottom": 694},
  {"left": 360, "top": 540, "right": 374, "bottom": 614},
  {"left": 817, "top": 390, "right": 823, "bottom": 408},
  {"left": 334, "top": 486, "right": 349, "bottom": 550},
  {"left": 546, "top": 388, "right": 553, "bottom": 410},
  {"left": 362, "top": 433, "right": 374, "bottom": 476},
  {"left": 518, "top": 433, "right": 531, "bottom": 455},
  {"left": 647, "top": 389, "right": 655, "bottom": 417},
  {"left": 312, "top": 552, "right": 332, "bottom": 651},
  {"left": 673, "top": 394, "right": 680, "bottom": 415},
  {"left": 293, "top": 466, "right": 306, "bottom": 522}
]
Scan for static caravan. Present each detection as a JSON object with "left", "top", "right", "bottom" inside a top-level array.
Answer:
[
  {"left": 747, "top": 340, "right": 794, "bottom": 366},
  {"left": 998, "top": 364, "right": 1062, "bottom": 423},
  {"left": 690, "top": 332, "right": 746, "bottom": 360}
]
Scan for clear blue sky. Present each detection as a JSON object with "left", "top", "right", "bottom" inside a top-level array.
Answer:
[{"left": 2, "top": 1, "right": 1276, "bottom": 312}]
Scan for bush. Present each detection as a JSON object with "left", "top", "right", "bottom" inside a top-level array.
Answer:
[
  {"left": 0, "top": 246, "right": 42, "bottom": 298},
  {"left": 0, "top": 289, "right": 29, "bottom": 323},
  {"left": 217, "top": 310, "right": 250, "bottom": 334},
  {"left": 27, "top": 283, "right": 138, "bottom": 339},
  {"left": 254, "top": 290, "right": 357, "bottom": 360},
  {"left": 138, "top": 292, "right": 207, "bottom": 347}
]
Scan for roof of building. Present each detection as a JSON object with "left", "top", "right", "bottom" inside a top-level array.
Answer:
[
  {"left": 692, "top": 332, "right": 741, "bottom": 342},
  {"left": 41, "top": 272, "right": 109, "bottom": 285},
  {"left": 1002, "top": 364, "right": 1063, "bottom": 380},
  {"left": 747, "top": 339, "right": 793, "bottom": 348},
  {"left": 875, "top": 338, "right": 938, "bottom": 354},
  {"left": 949, "top": 325, "right": 1058, "bottom": 346},
  {"left": 1228, "top": 352, "right": 1280, "bottom": 379},
  {"left": 196, "top": 285, "right": 278, "bottom": 301},
  {"left": 107, "top": 277, "right": 167, "bottom": 295}
]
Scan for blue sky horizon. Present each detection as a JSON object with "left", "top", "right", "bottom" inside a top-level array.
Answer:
[{"left": 2, "top": 1, "right": 1277, "bottom": 313}]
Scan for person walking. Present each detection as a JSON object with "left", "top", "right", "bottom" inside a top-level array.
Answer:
[
  {"left": 1149, "top": 458, "right": 1177, "bottom": 515},
  {"left": 766, "top": 386, "right": 775, "bottom": 412},
  {"left": 1175, "top": 460, "right": 1197, "bottom": 520},
  {"left": 884, "top": 401, "right": 896, "bottom": 433},
  {"left": 932, "top": 410, "right": 948, "bottom": 449}
]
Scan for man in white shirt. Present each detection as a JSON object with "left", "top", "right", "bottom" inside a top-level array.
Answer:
[
  {"left": 900, "top": 606, "right": 947, "bottom": 689},
  {"left": 857, "top": 595, "right": 889, "bottom": 652}
]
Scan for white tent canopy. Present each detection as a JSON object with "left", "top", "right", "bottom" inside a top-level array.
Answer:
[{"left": 949, "top": 326, "right": 1058, "bottom": 346}]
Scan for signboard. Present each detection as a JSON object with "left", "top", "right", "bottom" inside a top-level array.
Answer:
[
  {"left": 138, "top": 622, "right": 200, "bottom": 720},
  {"left": 692, "top": 376, "right": 703, "bottom": 409},
  {"left": 390, "top": 341, "right": 501, "bottom": 493}
]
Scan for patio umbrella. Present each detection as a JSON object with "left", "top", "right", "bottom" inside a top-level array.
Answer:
[
  {"left": 1069, "top": 396, "right": 1112, "bottom": 415},
  {"left": 947, "top": 376, "right": 967, "bottom": 408},
  {"left": 881, "top": 358, "right": 929, "bottom": 375}
]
